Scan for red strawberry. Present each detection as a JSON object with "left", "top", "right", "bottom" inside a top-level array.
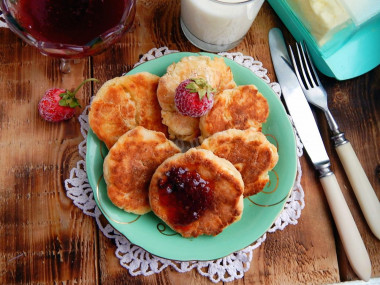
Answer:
[
  {"left": 38, "top": 78, "right": 98, "bottom": 122},
  {"left": 174, "top": 78, "right": 215, "bottom": 118}
]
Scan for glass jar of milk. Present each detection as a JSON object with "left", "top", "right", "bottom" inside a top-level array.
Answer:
[{"left": 181, "top": 0, "right": 265, "bottom": 52}]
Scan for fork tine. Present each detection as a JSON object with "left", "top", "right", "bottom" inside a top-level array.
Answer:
[
  {"left": 295, "top": 42, "right": 313, "bottom": 90},
  {"left": 300, "top": 41, "right": 321, "bottom": 86},
  {"left": 288, "top": 44, "right": 309, "bottom": 90}
]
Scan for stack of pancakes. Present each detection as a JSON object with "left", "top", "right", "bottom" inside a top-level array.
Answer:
[{"left": 88, "top": 55, "right": 278, "bottom": 238}]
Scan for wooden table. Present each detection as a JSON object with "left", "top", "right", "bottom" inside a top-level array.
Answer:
[{"left": 1, "top": 1, "right": 379, "bottom": 284}]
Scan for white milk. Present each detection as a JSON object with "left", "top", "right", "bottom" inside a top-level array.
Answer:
[{"left": 181, "top": 0, "right": 264, "bottom": 49}]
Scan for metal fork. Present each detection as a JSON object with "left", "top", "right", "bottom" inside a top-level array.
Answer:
[{"left": 289, "top": 42, "right": 380, "bottom": 240}]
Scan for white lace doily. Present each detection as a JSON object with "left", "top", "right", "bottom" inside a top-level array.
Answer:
[{"left": 64, "top": 47, "right": 305, "bottom": 283}]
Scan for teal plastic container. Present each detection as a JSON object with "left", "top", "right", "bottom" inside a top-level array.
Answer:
[{"left": 267, "top": 0, "right": 380, "bottom": 80}]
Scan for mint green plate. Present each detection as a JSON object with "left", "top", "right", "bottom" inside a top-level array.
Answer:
[{"left": 86, "top": 52, "right": 297, "bottom": 261}]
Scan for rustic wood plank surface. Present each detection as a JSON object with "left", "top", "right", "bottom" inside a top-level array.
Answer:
[{"left": 0, "top": 1, "right": 379, "bottom": 284}]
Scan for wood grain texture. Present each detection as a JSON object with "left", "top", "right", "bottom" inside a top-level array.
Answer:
[
  {"left": 0, "top": 28, "right": 98, "bottom": 284},
  {"left": 0, "top": 0, "right": 379, "bottom": 284},
  {"left": 321, "top": 67, "right": 380, "bottom": 282}
]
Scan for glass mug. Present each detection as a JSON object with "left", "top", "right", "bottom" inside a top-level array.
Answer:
[
  {"left": 0, "top": 0, "right": 136, "bottom": 72},
  {"left": 181, "top": 0, "right": 265, "bottom": 52}
]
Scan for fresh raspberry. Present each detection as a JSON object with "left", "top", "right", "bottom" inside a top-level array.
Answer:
[
  {"left": 174, "top": 78, "right": 215, "bottom": 117},
  {"left": 38, "top": 78, "right": 98, "bottom": 122}
]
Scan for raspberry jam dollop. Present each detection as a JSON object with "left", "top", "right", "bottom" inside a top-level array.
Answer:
[{"left": 158, "top": 167, "right": 213, "bottom": 226}]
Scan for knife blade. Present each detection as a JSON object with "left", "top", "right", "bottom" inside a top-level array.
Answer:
[{"left": 268, "top": 28, "right": 371, "bottom": 282}]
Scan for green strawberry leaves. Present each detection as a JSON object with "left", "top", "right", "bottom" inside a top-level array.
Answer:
[
  {"left": 59, "top": 78, "right": 99, "bottom": 108},
  {"left": 185, "top": 78, "right": 216, "bottom": 100},
  {"left": 59, "top": 92, "right": 82, "bottom": 108}
]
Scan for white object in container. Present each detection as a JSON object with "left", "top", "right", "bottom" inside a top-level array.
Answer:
[
  {"left": 181, "top": 0, "right": 264, "bottom": 52},
  {"left": 340, "top": 0, "right": 380, "bottom": 25},
  {"left": 286, "top": 0, "right": 351, "bottom": 46}
]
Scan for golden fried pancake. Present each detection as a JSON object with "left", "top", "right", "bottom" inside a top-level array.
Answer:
[
  {"left": 103, "top": 126, "right": 180, "bottom": 215},
  {"left": 149, "top": 148, "right": 244, "bottom": 237},
  {"left": 199, "top": 85, "right": 269, "bottom": 140},
  {"left": 89, "top": 72, "right": 167, "bottom": 149},
  {"left": 157, "top": 56, "right": 236, "bottom": 141},
  {"left": 161, "top": 110, "right": 200, "bottom": 142},
  {"left": 200, "top": 128, "right": 278, "bottom": 197}
]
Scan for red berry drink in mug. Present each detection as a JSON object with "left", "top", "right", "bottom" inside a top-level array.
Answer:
[{"left": 1, "top": 0, "right": 136, "bottom": 58}]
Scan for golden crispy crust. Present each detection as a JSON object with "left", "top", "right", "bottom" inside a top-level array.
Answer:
[
  {"left": 157, "top": 56, "right": 236, "bottom": 141},
  {"left": 103, "top": 127, "right": 180, "bottom": 215},
  {"left": 161, "top": 111, "right": 200, "bottom": 142},
  {"left": 200, "top": 128, "right": 279, "bottom": 197},
  {"left": 89, "top": 72, "right": 168, "bottom": 149},
  {"left": 149, "top": 148, "right": 244, "bottom": 237},
  {"left": 199, "top": 85, "right": 269, "bottom": 140}
]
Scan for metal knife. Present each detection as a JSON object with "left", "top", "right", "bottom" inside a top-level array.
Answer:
[{"left": 268, "top": 28, "right": 371, "bottom": 281}]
